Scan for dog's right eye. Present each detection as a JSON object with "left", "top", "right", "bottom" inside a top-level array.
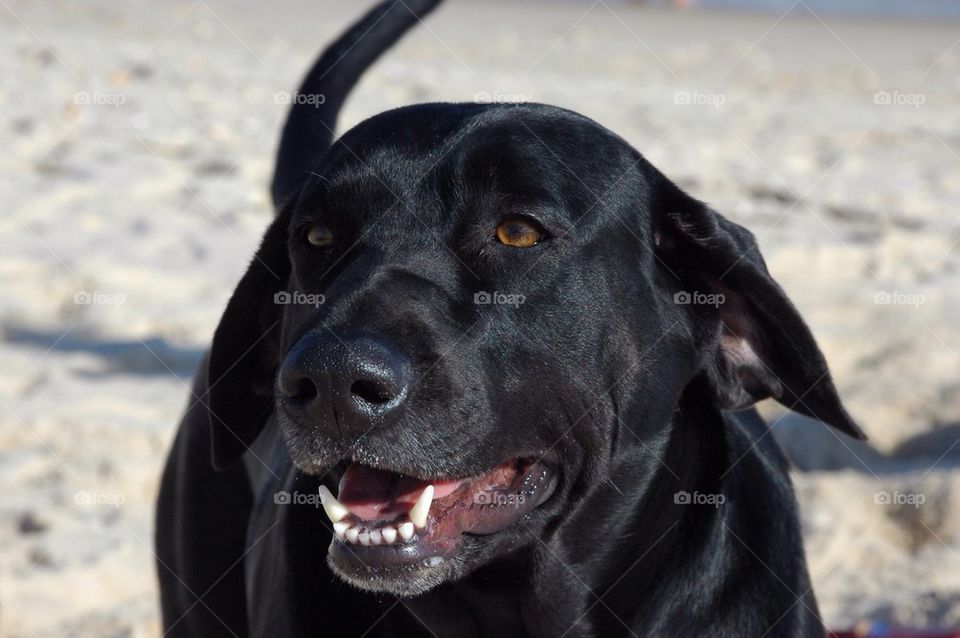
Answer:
[{"left": 305, "top": 223, "right": 334, "bottom": 247}]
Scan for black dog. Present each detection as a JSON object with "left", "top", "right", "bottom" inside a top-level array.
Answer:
[{"left": 156, "top": 2, "right": 864, "bottom": 636}]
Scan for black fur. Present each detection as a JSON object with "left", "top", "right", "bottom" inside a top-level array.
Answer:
[{"left": 156, "top": 2, "right": 864, "bottom": 636}]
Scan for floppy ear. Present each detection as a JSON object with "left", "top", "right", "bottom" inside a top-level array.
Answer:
[
  {"left": 205, "top": 212, "right": 292, "bottom": 469},
  {"left": 653, "top": 179, "right": 865, "bottom": 439}
]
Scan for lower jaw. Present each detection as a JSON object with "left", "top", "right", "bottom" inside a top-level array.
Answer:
[
  {"left": 325, "top": 516, "right": 471, "bottom": 598},
  {"left": 328, "top": 532, "right": 459, "bottom": 571},
  {"left": 326, "top": 543, "right": 464, "bottom": 597}
]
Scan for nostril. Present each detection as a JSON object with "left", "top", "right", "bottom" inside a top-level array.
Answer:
[
  {"left": 350, "top": 379, "right": 394, "bottom": 405},
  {"left": 286, "top": 377, "right": 318, "bottom": 404}
]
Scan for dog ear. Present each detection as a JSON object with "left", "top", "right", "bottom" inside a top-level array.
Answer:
[
  {"left": 653, "top": 179, "right": 865, "bottom": 439},
  {"left": 206, "top": 212, "right": 292, "bottom": 469}
]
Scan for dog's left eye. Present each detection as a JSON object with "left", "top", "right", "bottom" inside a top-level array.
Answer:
[
  {"left": 305, "top": 223, "right": 334, "bottom": 247},
  {"left": 495, "top": 217, "right": 543, "bottom": 248}
]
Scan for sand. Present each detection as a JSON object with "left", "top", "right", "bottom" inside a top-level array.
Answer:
[{"left": 1, "top": 0, "right": 958, "bottom": 635}]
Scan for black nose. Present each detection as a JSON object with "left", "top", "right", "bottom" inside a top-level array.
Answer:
[{"left": 278, "top": 332, "right": 412, "bottom": 432}]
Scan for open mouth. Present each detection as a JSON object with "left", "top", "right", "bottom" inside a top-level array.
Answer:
[{"left": 319, "top": 457, "right": 557, "bottom": 574}]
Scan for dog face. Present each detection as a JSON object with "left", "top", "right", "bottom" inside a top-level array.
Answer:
[{"left": 205, "top": 103, "right": 862, "bottom": 596}]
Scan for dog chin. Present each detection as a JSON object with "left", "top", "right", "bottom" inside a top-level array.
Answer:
[{"left": 326, "top": 550, "right": 467, "bottom": 597}]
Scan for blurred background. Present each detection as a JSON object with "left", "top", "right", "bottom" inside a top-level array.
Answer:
[{"left": 1, "top": 0, "right": 958, "bottom": 635}]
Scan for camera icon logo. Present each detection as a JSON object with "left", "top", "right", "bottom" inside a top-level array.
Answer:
[
  {"left": 474, "top": 291, "right": 492, "bottom": 304},
  {"left": 673, "top": 291, "right": 691, "bottom": 304},
  {"left": 274, "top": 491, "right": 292, "bottom": 505},
  {"left": 274, "top": 291, "right": 292, "bottom": 305}
]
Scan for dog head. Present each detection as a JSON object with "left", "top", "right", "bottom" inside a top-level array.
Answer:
[{"left": 204, "top": 103, "right": 862, "bottom": 596}]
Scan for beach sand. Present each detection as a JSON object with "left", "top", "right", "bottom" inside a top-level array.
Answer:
[{"left": 1, "top": 0, "right": 959, "bottom": 635}]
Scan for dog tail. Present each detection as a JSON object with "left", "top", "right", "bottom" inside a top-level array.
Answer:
[{"left": 271, "top": 0, "right": 443, "bottom": 207}]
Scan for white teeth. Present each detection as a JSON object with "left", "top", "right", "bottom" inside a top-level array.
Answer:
[
  {"left": 337, "top": 523, "right": 411, "bottom": 545},
  {"left": 408, "top": 485, "right": 433, "bottom": 529},
  {"left": 318, "top": 485, "right": 349, "bottom": 523}
]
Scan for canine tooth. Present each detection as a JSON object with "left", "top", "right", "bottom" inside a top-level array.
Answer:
[
  {"left": 398, "top": 521, "right": 415, "bottom": 541},
  {"left": 370, "top": 530, "right": 382, "bottom": 545},
  {"left": 345, "top": 528, "right": 359, "bottom": 544},
  {"left": 333, "top": 521, "right": 349, "bottom": 537},
  {"left": 358, "top": 531, "right": 371, "bottom": 546},
  {"left": 409, "top": 485, "right": 433, "bottom": 529},
  {"left": 318, "top": 485, "right": 349, "bottom": 523},
  {"left": 381, "top": 527, "right": 397, "bottom": 544}
]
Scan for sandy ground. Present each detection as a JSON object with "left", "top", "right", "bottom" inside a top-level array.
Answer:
[{"left": 1, "top": 0, "right": 958, "bottom": 635}]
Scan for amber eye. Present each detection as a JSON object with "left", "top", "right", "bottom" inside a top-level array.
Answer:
[
  {"left": 495, "top": 217, "right": 543, "bottom": 248},
  {"left": 305, "top": 223, "right": 333, "bottom": 247}
]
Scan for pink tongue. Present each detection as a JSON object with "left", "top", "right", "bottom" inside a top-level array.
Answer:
[{"left": 337, "top": 463, "right": 463, "bottom": 521}]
